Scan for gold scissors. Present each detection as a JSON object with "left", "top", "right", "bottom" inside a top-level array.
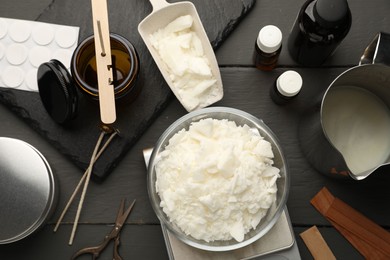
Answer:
[{"left": 71, "top": 199, "right": 136, "bottom": 260}]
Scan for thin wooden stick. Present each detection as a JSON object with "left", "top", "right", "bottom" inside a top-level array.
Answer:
[
  {"left": 69, "top": 131, "right": 104, "bottom": 245},
  {"left": 91, "top": 0, "right": 116, "bottom": 124},
  {"left": 53, "top": 131, "right": 118, "bottom": 232}
]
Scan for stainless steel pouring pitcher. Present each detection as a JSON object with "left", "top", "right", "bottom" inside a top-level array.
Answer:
[{"left": 299, "top": 32, "right": 390, "bottom": 180}]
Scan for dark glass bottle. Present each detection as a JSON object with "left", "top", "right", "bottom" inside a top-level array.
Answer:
[
  {"left": 270, "top": 70, "right": 303, "bottom": 105},
  {"left": 253, "top": 25, "right": 282, "bottom": 71},
  {"left": 288, "top": 0, "right": 352, "bottom": 66}
]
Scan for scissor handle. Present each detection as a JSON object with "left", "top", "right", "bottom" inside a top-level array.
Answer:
[
  {"left": 71, "top": 245, "right": 101, "bottom": 260},
  {"left": 71, "top": 232, "right": 115, "bottom": 260},
  {"left": 113, "top": 236, "right": 123, "bottom": 260}
]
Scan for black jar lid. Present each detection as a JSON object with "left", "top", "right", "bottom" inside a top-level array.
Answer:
[{"left": 37, "top": 59, "right": 78, "bottom": 125}]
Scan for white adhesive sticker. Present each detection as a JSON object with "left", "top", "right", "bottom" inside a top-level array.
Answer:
[
  {"left": 0, "top": 19, "right": 8, "bottom": 39},
  {"left": 32, "top": 23, "right": 54, "bottom": 46},
  {"left": 2, "top": 66, "right": 25, "bottom": 88},
  {"left": 0, "top": 18, "right": 80, "bottom": 92},
  {"left": 52, "top": 49, "right": 73, "bottom": 69},
  {"left": 29, "top": 46, "right": 51, "bottom": 67},
  {"left": 9, "top": 21, "right": 31, "bottom": 43},
  {"left": 55, "top": 27, "right": 78, "bottom": 48},
  {"left": 6, "top": 43, "right": 28, "bottom": 65},
  {"left": 26, "top": 69, "right": 38, "bottom": 91}
]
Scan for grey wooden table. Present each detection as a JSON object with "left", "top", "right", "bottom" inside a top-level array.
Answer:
[{"left": 1, "top": 0, "right": 390, "bottom": 259}]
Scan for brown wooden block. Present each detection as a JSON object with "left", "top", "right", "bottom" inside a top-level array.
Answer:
[{"left": 300, "top": 226, "right": 336, "bottom": 260}]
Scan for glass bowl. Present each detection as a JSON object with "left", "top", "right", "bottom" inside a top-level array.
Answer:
[{"left": 147, "top": 107, "right": 289, "bottom": 251}]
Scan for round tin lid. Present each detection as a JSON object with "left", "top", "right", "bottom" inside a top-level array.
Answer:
[
  {"left": 38, "top": 59, "right": 78, "bottom": 125},
  {"left": 0, "top": 137, "right": 56, "bottom": 244}
]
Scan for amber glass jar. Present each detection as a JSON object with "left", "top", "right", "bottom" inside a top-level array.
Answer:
[{"left": 71, "top": 33, "right": 140, "bottom": 103}]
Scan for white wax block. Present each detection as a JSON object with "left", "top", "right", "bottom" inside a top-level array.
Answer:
[
  {"left": 163, "top": 15, "right": 193, "bottom": 35},
  {"left": 0, "top": 17, "right": 80, "bottom": 92},
  {"left": 174, "top": 73, "right": 191, "bottom": 89},
  {"left": 191, "top": 118, "right": 214, "bottom": 137},
  {"left": 192, "top": 79, "right": 217, "bottom": 97},
  {"left": 251, "top": 212, "right": 263, "bottom": 229},
  {"left": 230, "top": 221, "right": 245, "bottom": 242},
  {"left": 254, "top": 139, "right": 274, "bottom": 158},
  {"left": 263, "top": 166, "right": 280, "bottom": 178},
  {"left": 191, "top": 32, "right": 204, "bottom": 56},
  {"left": 188, "top": 56, "right": 212, "bottom": 76},
  {"left": 159, "top": 39, "right": 188, "bottom": 76},
  {"left": 176, "top": 33, "right": 192, "bottom": 49}
]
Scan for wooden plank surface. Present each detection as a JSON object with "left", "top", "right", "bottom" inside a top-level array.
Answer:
[
  {"left": 216, "top": 0, "right": 390, "bottom": 67},
  {"left": 1, "top": 0, "right": 390, "bottom": 259}
]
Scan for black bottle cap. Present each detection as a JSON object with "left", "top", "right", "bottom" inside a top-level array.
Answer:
[
  {"left": 37, "top": 59, "right": 78, "bottom": 125},
  {"left": 314, "top": 0, "right": 349, "bottom": 27}
]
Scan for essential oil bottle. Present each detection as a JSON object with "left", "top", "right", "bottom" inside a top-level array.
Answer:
[
  {"left": 288, "top": 0, "right": 352, "bottom": 66},
  {"left": 270, "top": 70, "right": 303, "bottom": 105},
  {"left": 253, "top": 25, "right": 282, "bottom": 71}
]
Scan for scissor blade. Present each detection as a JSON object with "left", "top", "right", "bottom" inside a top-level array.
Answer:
[{"left": 116, "top": 199, "right": 136, "bottom": 227}]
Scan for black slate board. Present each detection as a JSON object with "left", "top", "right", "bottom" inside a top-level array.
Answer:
[{"left": 0, "top": 0, "right": 255, "bottom": 181}]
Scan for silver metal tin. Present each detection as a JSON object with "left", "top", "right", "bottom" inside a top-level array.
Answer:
[{"left": 0, "top": 137, "right": 56, "bottom": 244}]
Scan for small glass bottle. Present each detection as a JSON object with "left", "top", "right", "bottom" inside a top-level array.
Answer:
[
  {"left": 253, "top": 25, "right": 282, "bottom": 71},
  {"left": 288, "top": 0, "right": 352, "bottom": 66},
  {"left": 270, "top": 70, "right": 303, "bottom": 105}
]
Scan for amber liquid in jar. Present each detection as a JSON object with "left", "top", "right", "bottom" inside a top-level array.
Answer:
[
  {"left": 83, "top": 49, "right": 131, "bottom": 90},
  {"left": 71, "top": 33, "right": 140, "bottom": 102}
]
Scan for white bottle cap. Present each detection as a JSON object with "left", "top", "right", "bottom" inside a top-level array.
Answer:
[
  {"left": 257, "top": 25, "right": 282, "bottom": 53},
  {"left": 276, "top": 70, "right": 303, "bottom": 97}
]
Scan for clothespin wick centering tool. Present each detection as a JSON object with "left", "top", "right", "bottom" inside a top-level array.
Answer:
[{"left": 92, "top": 0, "right": 116, "bottom": 125}]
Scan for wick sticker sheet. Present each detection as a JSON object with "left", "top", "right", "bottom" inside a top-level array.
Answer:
[{"left": 0, "top": 18, "right": 79, "bottom": 92}]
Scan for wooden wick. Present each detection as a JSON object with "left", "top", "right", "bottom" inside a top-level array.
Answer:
[
  {"left": 311, "top": 187, "right": 390, "bottom": 259},
  {"left": 300, "top": 226, "right": 336, "bottom": 260},
  {"left": 53, "top": 131, "right": 118, "bottom": 234}
]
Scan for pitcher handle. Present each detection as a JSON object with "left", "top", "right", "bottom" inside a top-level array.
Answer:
[{"left": 360, "top": 32, "right": 390, "bottom": 66}]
